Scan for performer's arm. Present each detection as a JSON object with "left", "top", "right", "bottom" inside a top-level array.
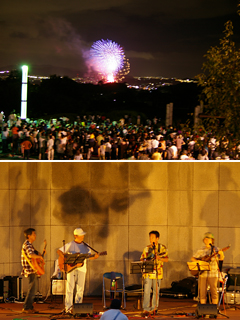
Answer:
[
  {"left": 158, "top": 256, "right": 168, "bottom": 262},
  {"left": 89, "top": 253, "right": 99, "bottom": 260},
  {"left": 29, "top": 253, "right": 44, "bottom": 260},
  {"left": 218, "top": 250, "right": 224, "bottom": 261},
  {"left": 158, "top": 246, "right": 169, "bottom": 262},
  {"left": 57, "top": 249, "right": 65, "bottom": 258},
  {"left": 26, "top": 244, "right": 44, "bottom": 261}
]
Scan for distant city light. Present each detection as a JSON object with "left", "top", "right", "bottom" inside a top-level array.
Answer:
[{"left": 21, "top": 65, "right": 28, "bottom": 119}]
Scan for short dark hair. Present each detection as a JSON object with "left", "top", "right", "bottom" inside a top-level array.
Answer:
[
  {"left": 24, "top": 228, "right": 35, "bottom": 239},
  {"left": 149, "top": 230, "right": 160, "bottom": 238},
  {"left": 110, "top": 299, "right": 121, "bottom": 309}
]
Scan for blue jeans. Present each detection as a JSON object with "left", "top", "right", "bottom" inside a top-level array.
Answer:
[
  {"left": 23, "top": 273, "right": 38, "bottom": 310},
  {"left": 143, "top": 277, "right": 161, "bottom": 312}
]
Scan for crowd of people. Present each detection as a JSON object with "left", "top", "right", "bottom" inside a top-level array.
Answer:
[{"left": 1, "top": 112, "right": 239, "bottom": 160}]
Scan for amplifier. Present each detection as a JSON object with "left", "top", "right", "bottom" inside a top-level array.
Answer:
[
  {"left": 224, "top": 292, "right": 240, "bottom": 304},
  {"left": 3, "top": 276, "right": 23, "bottom": 300},
  {"left": 228, "top": 269, "right": 240, "bottom": 291},
  {"left": 196, "top": 304, "right": 218, "bottom": 317},
  {"left": 0, "top": 279, "right": 3, "bottom": 301},
  {"left": 73, "top": 303, "right": 93, "bottom": 316},
  {"left": 3, "top": 279, "right": 9, "bottom": 300},
  {"left": 51, "top": 279, "right": 66, "bottom": 295}
]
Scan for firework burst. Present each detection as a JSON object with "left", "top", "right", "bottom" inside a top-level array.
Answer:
[{"left": 89, "top": 39, "right": 130, "bottom": 83}]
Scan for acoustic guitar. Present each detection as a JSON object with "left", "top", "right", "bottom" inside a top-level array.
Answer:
[
  {"left": 189, "top": 245, "right": 230, "bottom": 277},
  {"left": 59, "top": 251, "right": 107, "bottom": 273},
  {"left": 32, "top": 240, "right": 47, "bottom": 276}
]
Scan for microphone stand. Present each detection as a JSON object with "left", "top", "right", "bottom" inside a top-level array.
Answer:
[
  {"left": 153, "top": 242, "right": 159, "bottom": 316},
  {"left": 62, "top": 240, "right": 67, "bottom": 314},
  {"left": 210, "top": 243, "right": 229, "bottom": 318}
]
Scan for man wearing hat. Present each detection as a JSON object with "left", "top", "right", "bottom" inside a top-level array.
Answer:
[
  {"left": 191, "top": 232, "right": 224, "bottom": 304},
  {"left": 57, "top": 228, "right": 99, "bottom": 313}
]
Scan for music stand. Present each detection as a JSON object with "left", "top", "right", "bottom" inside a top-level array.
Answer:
[
  {"left": 187, "top": 261, "right": 210, "bottom": 278},
  {"left": 187, "top": 261, "right": 210, "bottom": 305},
  {"left": 64, "top": 253, "right": 89, "bottom": 268},
  {"left": 130, "top": 260, "right": 154, "bottom": 310}
]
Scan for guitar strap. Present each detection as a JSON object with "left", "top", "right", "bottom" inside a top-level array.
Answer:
[
  {"left": 22, "top": 248, "right": 37, "bottom": 273},
  {"left": 82, "top": 241, "right": 98, "bottom": 253},
  {"left": 113, "top": 311, "right": 121, "bottom": 320}
]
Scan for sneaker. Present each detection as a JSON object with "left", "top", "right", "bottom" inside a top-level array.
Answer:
[
  {"left": 65, "top": 308, "right": 73, "bottom": 314},
  {"left": 22, "top": 308, "right": 39, "bottom": 314},
  {"left": 142, "top": 310, "right": 149, "bottom": 317}
]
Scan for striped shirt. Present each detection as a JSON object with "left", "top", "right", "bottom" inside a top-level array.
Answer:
[{"left": 21, "top": 240, "right": 38, "bottom": 277}]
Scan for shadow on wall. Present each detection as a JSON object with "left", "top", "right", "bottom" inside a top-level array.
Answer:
[
  {"left": 10, "top": 164, "right": 50, "bottom": 276},
  {"left": 199, "top": 165, "right": 240, "bottom": 265},
  {"left": 53, "top": 166, "right": 153, "bottom": 239}
]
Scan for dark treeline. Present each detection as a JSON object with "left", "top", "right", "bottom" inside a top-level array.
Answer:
[{"left": 0, "top": 70, "right": 201, "bottom": 124}]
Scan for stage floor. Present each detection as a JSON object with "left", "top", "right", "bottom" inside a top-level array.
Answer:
[{"left": 0, "top": 295, "right": 239, "bottom": 320}]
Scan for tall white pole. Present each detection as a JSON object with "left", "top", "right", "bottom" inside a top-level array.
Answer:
[{"left": 21, "top": 65, "right": 28, "bottom": 119}]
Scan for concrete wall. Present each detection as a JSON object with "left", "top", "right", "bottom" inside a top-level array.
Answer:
[{"left": 0, "top": 162, "right": 239, "bottom": 297}]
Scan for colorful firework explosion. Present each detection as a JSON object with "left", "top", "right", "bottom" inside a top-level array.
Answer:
[{"left": 89, "top": 39, "right": 130, "bottom": 83}]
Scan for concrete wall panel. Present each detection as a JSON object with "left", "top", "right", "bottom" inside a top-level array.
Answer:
[
  {"left": 30, "top": 190, "right": 50, "bottom": 225},
  {"left": 168, "top": 226, "right": 192, "bottom": 262},
  {"left": 168, "top": 190, "right": 193, "bottom": 226},
  {"left": 193, "top": 163, "right": 219, "bottom": 191},
  {"left": 30, "top": 163, "right": 51, "bottom": 190},
  {"left": 219, "top": 227, "right": 240, "bottom": 264},
  {"left": 129, "top": 163, "right": 168, "bottom": 190},
  {"left": 192, "top": 191, "right": 219, "bottom": 227},
  {"left": 220, "top": 164, "right": 240, "bottom": 190},
  {"left": 0, "top": 226, "right": 10, "bottom": 264},
  {"left": 129, "top": 191, "right": 167, "bottom": 225},
  {"left": 219, "top": 191, "right": 240, "bottom": 227},
  {"left": 10, "top": 190, "right": 31, "bottom": 226},
  {"left": 0, "top": 163, "right": 9, "bottom": 189},
  {"left": 91, "top": 163, "right": 129, "bottom": 190},
  {"left": 0, "top": 190, "right": 10, "bottom": 226},
  {"left": 9, "top": 163, "right": 31, "bottom": 190},
  {"left": 168, "top": 163, "right": 193, "bottom": 191},
  {"left": 51, "top": 163, "right": 90, "bottom": 189}
]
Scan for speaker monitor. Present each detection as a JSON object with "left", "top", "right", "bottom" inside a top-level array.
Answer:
[
  {"left": 0, "top": 279, "right": 3, "bottom": 301},
  {"left": 51, "top": 279, "right": 66, "bottom": 295},
  {"left": 73, "top": 303, "right": 93, "bottom": 316},
  {"left": 196, "top": 304, "right": 218, "bottom": 318}
]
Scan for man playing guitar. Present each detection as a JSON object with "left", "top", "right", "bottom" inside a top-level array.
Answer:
[
  {"left": 21, "top": 228, "right": 46, "bottom": 314},
  {"left": 57, "top": 228, "right": 99, "bottom": 314},
  {"left": 191, "top": 232, "right": 224, "bottom": 305}
]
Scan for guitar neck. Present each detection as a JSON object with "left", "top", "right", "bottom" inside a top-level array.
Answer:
[
  {"left": 42, "top": 242, "right": 47, "bottom": 258},
  {"left": 88, "top": 251, "right": 107, "bottom": 258},
  {"left": 200, "top": 245, "right": 230, "bottom": 261}
]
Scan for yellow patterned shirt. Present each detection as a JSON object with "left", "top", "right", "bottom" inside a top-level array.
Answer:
[{"left": 140, "top": 244, "right": 168, "bottom": 279}]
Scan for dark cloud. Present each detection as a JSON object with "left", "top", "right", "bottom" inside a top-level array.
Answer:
[{"left": 10, "top": 31, "right": 30, "bottom": 39}]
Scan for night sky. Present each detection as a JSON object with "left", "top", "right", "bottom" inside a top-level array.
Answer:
[{"left": 1, "top": 0, "right": 240, "bottom": 79}]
